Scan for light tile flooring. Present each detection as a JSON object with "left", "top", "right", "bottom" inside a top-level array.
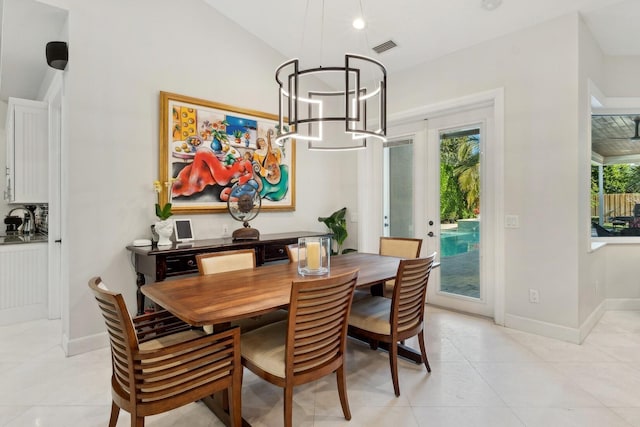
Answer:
[{"left": 2, "top": 308, "right": 640, "bottom": 426}]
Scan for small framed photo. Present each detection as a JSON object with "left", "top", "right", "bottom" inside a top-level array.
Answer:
[{"left": 174, "top": 218, "right": 194, "bottom": 242}]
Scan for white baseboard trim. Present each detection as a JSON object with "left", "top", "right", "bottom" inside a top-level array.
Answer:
[
  {"left": 504, "top": 313, "right": 581, "bottom": 344},
  {"left": 579, "top": 300, "right": 606, "bottom": 343},
  {"left": 62, "top": 330, "right": 108, "bottom": 357},
  {"left": 505, "top": 298, "right": 637, "bottom": 344},
  {"left": 605, "top": 298, "right": 640, "bottom": 310}
]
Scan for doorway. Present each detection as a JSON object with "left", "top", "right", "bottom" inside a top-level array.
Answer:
[{"left": 425, "top": 107, "right": 495, "bottom": 317}]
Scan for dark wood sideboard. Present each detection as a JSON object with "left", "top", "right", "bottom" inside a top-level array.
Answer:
[{"left": 126, "top": 231, "right": 329, "bottom": 315}]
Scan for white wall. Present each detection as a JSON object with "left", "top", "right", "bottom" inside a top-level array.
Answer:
[
  {"left": 578, "top": 17, "right": 607, "bottom": 326},
  {"left": 40, "top": 0, "right": 357, "bottom": 354},
  {"left": 605, "top": 245, "right": 640, "bottom": 301},
  {"left": 603, "top": 56, "right": 640, "bottom": 97},
  {"left": 389, "top": 14, "right": 582, "bottom": 331}
]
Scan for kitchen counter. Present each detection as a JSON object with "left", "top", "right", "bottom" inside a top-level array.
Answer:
[{"left": 0, "top": 232, "right": 48, "bottom": 245}]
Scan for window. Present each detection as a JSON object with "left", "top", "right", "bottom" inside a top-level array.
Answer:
[{"left": 591, "top": 115, "right": 640, "bottom": 237}]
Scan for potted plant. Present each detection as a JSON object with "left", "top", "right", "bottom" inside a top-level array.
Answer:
[{"left": 318, "top": 207, "right": 356, "bottom": 255}]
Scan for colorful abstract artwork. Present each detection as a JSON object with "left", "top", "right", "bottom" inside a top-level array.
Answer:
[{"left": 159, "top": 92, "right": 295, "bottom": 213}]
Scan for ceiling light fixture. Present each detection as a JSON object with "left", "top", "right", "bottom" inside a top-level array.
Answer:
[
  {"left": 275, "top": 0, "right": 387, "bottom": 151},
  {"left": 481, "top": 0, "right": 502, "bottom": 11},
  {"left": 352, "top": 18, "right": 365, "bottom": 30}
]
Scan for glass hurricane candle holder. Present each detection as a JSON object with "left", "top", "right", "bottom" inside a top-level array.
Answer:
[{"left": 298, "top": 236, "right": 330, "bottom": 276}]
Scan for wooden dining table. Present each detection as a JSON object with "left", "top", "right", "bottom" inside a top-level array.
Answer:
[
  {"left": 142, "top": 252, "right": 399, "bottom": 325},
  {"left": 141, "top": 252, "right": 423, "bottom": 426},
  {"left": 142, "top": 251, "right": 428, "bottom": 361}
]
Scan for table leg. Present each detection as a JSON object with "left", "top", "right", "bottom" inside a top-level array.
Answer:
[
  {"left": 202, "top": 392, "right": 251, "bottom": 427},
  {"left": 135, "top": 272, "right": 146, "bottom": 316},
  {"left": 370, "top": 282, "right": 384, "bottom": 296}
]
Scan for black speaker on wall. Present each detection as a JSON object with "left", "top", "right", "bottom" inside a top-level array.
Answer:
[{"left": 46, "top": 41, "right": 68, "bottom": 70}]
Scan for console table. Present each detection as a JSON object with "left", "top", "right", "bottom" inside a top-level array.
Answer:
[{"left": 126, "top": 231, "right": 329, "bottom": 315}]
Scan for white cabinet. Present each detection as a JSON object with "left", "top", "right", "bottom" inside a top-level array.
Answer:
[
  {"left": 4, "top": 97, "right": 48, "bottom": 203},
  {"left": 0, "top": 243, "right": 48, "bottom": 325}
]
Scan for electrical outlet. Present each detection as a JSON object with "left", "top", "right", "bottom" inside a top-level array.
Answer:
[
  {"left": 222, "top": 224, "right": 229, "bottom": 235},
  {"left": 529, "top": 288, "right": 539, "bottom": 303}
]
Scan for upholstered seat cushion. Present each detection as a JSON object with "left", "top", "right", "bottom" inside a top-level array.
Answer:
[
  {"left": 348, "top": 296, "right": 392, "bottom": 335},
  {"left": 241, "top": 320, "right": 288, "bottom": 378}
]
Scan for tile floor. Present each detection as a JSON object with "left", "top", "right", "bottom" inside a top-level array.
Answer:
[{"left": 1, "top": 307, "right": 640, "bottom": 426}]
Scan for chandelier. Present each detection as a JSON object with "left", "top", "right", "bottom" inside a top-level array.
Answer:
[{"left": 274, "top": 2, "right": 387, "bottom": 151}]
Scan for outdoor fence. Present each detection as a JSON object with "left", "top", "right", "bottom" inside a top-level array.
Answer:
[{"left": 591, "top": 193, "right": 640, "bottom": 218}]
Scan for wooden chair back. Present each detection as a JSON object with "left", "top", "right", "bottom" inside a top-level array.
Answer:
[
  {"left": 196, "top": 249, "right": 256, "bottom": 275},
  {"left": 286, "top": 269, "right": 359, "bottom": 381},
  {"left": 348, "top": 253, "right": 436, "bottom": 397},
  {"left": 390, "top": 254, "right": 436, "bottom": 336},
  {"left": 240, "top": 269, "right": 359, "bottom": 426},
  {"left": 285, "top": 243, "right": 300, "bottom": 263},
  {"left": 379, "top": 236, "right": 423, "bottom": 259},
  {"left": 88, "top": 277, "right": 242, "bottom": 426}
]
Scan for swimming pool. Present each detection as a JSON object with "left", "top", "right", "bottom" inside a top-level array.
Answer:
[{"left": 440, "top": 229, "right": 479, "bottom": 257}]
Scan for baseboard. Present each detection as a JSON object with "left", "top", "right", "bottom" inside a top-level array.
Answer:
[
  {"left": 605, "top": 298, "right": 640, "bottom": 310},
  {"left": 579, "top": 300, "right": 606, "bottom": 343},
  {"left": 504, "top": 313, "right": 581, "bottom": 344},
  {"left": 505, "top": 298, "right": 634, "bottom": 344},
  {"left": 62, "top": 330, "right": 108, "bottom": 357}
]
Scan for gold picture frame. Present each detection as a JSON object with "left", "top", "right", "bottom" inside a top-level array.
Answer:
[{"left": 159, "top": 91, "right": 295, "bottom": 213}]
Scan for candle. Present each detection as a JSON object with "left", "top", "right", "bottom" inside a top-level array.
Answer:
[{"left": 307, "top": 241, "right": 321, "bottom": 270}]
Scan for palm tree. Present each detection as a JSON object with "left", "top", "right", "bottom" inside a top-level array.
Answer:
[{"left": 454, "top": 136, "right": 480, "bottom": 212}]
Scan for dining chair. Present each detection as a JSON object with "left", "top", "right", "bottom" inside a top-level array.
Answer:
[
  {"left": 348, "top": 253, "right": 436, "bottom": 397},
  {"left": 379, "top": 236, "right": 423, "bottom": 297},
  {"left": 196, "top": 248, "right": 256, "bottom": 275},
  {"left": 196, "top": 248, "right": 287, "bottom": 333},
  {"left": 88, "top": 277, "right": 242, "bottom": 427},
  {"left": 240, "top": 269, "right": 359, "bottom": 427},
  {"left": 285, "top": 243, "right": 300, "bottom": 263}
]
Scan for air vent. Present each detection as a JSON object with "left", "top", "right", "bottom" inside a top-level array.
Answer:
[{"left": 372, "top": 40, "right": 397, "bottom": 54}]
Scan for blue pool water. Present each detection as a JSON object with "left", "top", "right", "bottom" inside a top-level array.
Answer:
[{"left": 440, "top": 230, "right": 479, "bottom": 257}]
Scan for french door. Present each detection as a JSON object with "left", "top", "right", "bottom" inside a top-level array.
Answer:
[
  {"left": 382, "top": 138, "right": 414, "bottom": 238},
  {"left": 425, "top": 107, "right": 495, "bottom": 317}
]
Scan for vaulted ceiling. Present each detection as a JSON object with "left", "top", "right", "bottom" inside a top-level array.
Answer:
[{"left": 0, "top": 0, "right": 639, "bottom": 161}]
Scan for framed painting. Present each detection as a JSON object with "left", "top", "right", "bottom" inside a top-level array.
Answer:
[{"left": 159, "top": 91, "right": 295, "bottom": 213}]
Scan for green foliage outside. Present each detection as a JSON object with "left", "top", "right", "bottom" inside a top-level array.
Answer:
[
  {"left": 440, "top": 135, "right": 480, "bottom": 222},
  {"left": 591, "top": 164, "right": 640, "bottom": 206}
]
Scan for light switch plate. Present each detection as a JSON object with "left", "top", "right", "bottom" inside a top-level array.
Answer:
[{"left": 505, "top": 215, "right": 519, "bottom": 228}]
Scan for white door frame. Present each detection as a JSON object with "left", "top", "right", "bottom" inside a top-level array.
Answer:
[
  {"left": 43, "top": 72, "right": 63, "bottom": 320},
  {"left": 425, "top": 107, "right": 494, "bottom": 316},
  {"left": 357, "top": 88, "right": 505, "bottom": 324}
]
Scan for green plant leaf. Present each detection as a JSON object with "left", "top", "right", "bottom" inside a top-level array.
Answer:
[
  {"left": 156, "top": 203, "right": 173, "bottom": 220},
  {"left": 318, "top": 207, "right": 349, "bottom": 253}
]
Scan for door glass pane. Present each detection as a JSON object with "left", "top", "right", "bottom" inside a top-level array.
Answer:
[
  {"left": 385, "top": 140, "right": 413, "bottom": 237},
  {"left": 439, "top": 128, "right": 480, "bottom": 298}
]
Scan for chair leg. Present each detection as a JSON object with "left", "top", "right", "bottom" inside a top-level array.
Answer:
[
  {"left": 336, "top": 365, "right": 352, "bottom": 420},
  {"left": 284, "top": 386, "right": 294, "bottom": 427},
  {"left": 390, "top": 341, "right": 400, "bottom": 397},
  {"left": 417, "top": 330, "right": 431, "bottom": 373},
  {"left": 228, "top": 383, "right": 242, "bottom": 427},
  {"left": 132, "top": 415, "right": 144, "bottom": 427},
  {"left": 108, "top": 402, "right": 120, "bottom": 427}
]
